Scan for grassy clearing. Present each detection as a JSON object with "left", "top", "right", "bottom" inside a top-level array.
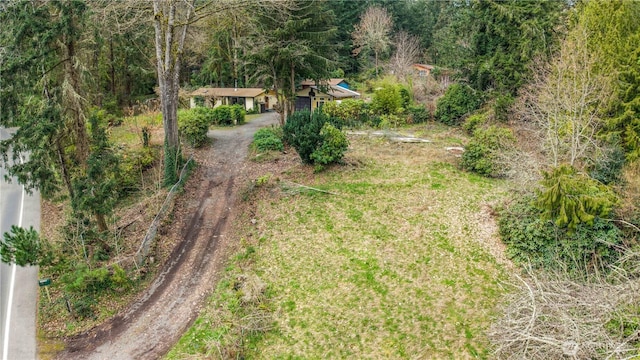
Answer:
[
  {"left": 167, "top": 125, "right": 511, "bottom": 359},
  {"left": 109, "top": 112, "right": 163, "bottom": 147}
]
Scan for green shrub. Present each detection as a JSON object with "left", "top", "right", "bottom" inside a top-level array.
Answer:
[
  {"left": 435, "top": 84, "right": 483, "bottom": 125},
  {"left": 213, "top": 105, "right": 233, "bottom": 125},
  {"left": 119, "top": 147, "right": 156, "bottom": 193},
  {"left": 62, "top": 263, "right": 132, "bottom": 294},
  {"left": 322, "top": 98, "right": 368, "bottom": 125},
  {"left": 178, "top": 109, "right": 210, "bottom": 147},
  {"left": 283, "top": 109, "right": 343, "bottom": 164},
  {"left": 191, "top": 106, "right": 217, "bottom": 125},
  {"left": 62, "top": 264, "right": 112, "bottom": 294},
  {"left": 253, "top": 127, "right": 284, "bottom": 152},
  {"left": 493, "top": 94, "right": 514, "bottom": 122},
  {"left": 535, "top": 165, "right": 618, "bottom": 230},
  {"left": 499, "top": 196, "right": 623, "bottom": 273},
  {"left": 230, "top": 104, "right": 246, "bottom": 125},
  {"left": 371, "top": 84, "right": 403, "bottom": 115},
  {"left": 462, "top": 113, "right": 488, "bottom": 135},
  {"left": 589, "top": 143, "right": 626, "bottom": 185},
  {"left": 461, "top": 125, "right": 515, "bottom": 177},
  {"left": 310, "top": 123, "right": 349, "bottom": 168},
  {"left": 407, "top": 104, "right": 430, "bottom": 124}
]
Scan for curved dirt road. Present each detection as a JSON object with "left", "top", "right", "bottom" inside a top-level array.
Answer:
[{"left": 57, "top": 113, "right": 279, "bottom": 360}]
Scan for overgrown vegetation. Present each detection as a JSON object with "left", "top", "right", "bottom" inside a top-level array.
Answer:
[
  {"left": 35, "top": 111, "right": 168, "bottom": 336},
  {"left": 2, "top": 0, "right": 640, "bottom": 357},
  {"left": 460, "top": 125, "right": 515, "bottom": 178},
  {"left": 498, "top": 196, "right": 622, "bottom": 274},
  {"left": 435, "top": 84, "right": 483, "bottom": 125},
  {"left": 252, "top": 127, "right": 284, "bottom": 152},
  {"left": 282, "top": 109, "right": 348, "bottom": 168}
]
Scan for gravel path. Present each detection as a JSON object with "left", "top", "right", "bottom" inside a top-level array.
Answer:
[{"left": 56, "top": 113, "right": 279, "bottom": 360}]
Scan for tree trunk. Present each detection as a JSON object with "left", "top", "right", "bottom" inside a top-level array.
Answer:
[
  {"left": 153, "top": 0, "right": 194, "bottom": 185},
  {"left": 95, "top": 212, "right": 108, "bottom": 233},
  {"left": 109, "top": 37, "right": 116, "bottom": 98},
  {"left": 63, "top": 32, "right": 89, "bottom": 168},
  {"left": 375, "top": 50, "right": 379, "bottom": 77},
  {"left": 56, "top": 139, "right": 74, "bottom": 200},
  {"left": 290, "top": 63, "right": 296, "bottom": 115}
]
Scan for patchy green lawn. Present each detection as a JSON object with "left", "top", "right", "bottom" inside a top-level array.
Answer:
[{"left": 167, "top": 125, "right": 511, "bottom": 359}]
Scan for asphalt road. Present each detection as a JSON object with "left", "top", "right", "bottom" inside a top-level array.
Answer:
[{"left": 0, "top": 127, "right": 39, "bottom": 360}]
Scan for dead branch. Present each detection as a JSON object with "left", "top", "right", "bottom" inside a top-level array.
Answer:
[
  {"left": 489, "top": 259, "right": 640, "bottom": 359},
  {"left": 280, "top": 180, "right": 340, "bottom": 196}
]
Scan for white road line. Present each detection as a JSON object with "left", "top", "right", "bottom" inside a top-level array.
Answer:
[
  {"left": 2, "top": 265, "right": 16, "bottom": 360},
  {"left": 2, "top": 157, "right": 26, "bottom": 360}
]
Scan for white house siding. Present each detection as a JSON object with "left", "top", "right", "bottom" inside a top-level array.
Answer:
[{"left": 245, "top": 98, "right": 255, "bottom": 112}]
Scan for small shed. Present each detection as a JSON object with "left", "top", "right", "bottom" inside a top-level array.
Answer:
[
  {"left": 412, "top": 64, "right": 435, "bottom": 78},
  {"left": 412, "top": 64, "right": 452, "bottom": 87},
  {"left": 189, "top": 87, "right": 277, "bottom": 113}
]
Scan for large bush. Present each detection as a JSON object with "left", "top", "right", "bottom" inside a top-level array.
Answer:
[
  {"left": 323, "top": 98, "right": 367, "bottom": 124},
  {"left": 435, "top": 84, "right": 483, "bottom": 125},
  {"left": 371, "top": 83, "right": 404, "bottom": 115},
  {"left": 230, "top": 104, "right": 246, "bottom": 125},
  {"left": 461, "top": 125, "right": 515, "bottom": 177},
  {"left": 499, "top": 196, "right": 622, "bottom": 273},
  {"left": 178, "top": 109, "right": 210, "bottom": 147},
  {"left": 191, "top": 106, "right": 217, "bottom": 125},
  {"left": 212, "top": 105, "right": 232, "bottom": 125},
  {"left": 283, "top": 109, "right": 346, "bottom": 165},
  {"left": 310, "top": 123, "right": 349, "bottom": 167}
]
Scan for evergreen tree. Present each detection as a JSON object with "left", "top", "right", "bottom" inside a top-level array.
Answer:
[
  {"left": 246, "top": 0, "right": 337, "bottom": 122},
  {"left": 577, "top": 0, "right": 640, "bottom": 160},
  {"left": 71, "top": 113, "right": 120, "bottom": 233},
  {"left": 429, "top": 0, "right": 565, "bottom": 95},
  {"left": 0, "top": 0, "right": 91, "bottom": 198}
]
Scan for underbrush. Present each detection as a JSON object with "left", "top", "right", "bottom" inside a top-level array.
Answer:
[
  {"left": 37, "top": 111, "right": 187, "bottom": 346},
  {"left": 489, "top": 249, "right": 640, "bottom": 359},
  {"left": 498, "top": 196, "right": 623, "bottom": 275}
]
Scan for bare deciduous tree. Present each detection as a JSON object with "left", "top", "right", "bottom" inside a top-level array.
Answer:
[
  {"left": 352, "top": 6, "right": 393, "bottom": 77},
  {"left": 519, "top": 24, "right": 614, "bottom": 170},
  {"left": 152, "top": 0, "right": 195, "bottom": 184},
  {"left": 387, "top": 31, "right": 421, "bottom": 83}
]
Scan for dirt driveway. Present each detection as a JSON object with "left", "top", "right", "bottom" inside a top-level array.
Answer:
[{"left": 57, "top": 112, "right": 279, "bottom": 360}]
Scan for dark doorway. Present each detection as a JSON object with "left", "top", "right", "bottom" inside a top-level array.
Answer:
[{"left": 295, "top": 96, "right": 311, "bottom": 111}]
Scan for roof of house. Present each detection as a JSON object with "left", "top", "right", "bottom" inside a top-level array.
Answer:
[
  {"left": 300, "top": 78, "right": 347, "bottom": 87},
  {"left": 310, "top": 85, "right": 360, "bottom": 99},
  {"left": 412, "top": 64, "right": 435, "bottom": 71},
  {"left": 190, "top": 87, "right": 266, "bottom": 97}
]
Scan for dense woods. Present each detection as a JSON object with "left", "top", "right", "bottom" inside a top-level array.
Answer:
[{"left": 1, "top": 0, "right": 640, "bottom": 358}]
